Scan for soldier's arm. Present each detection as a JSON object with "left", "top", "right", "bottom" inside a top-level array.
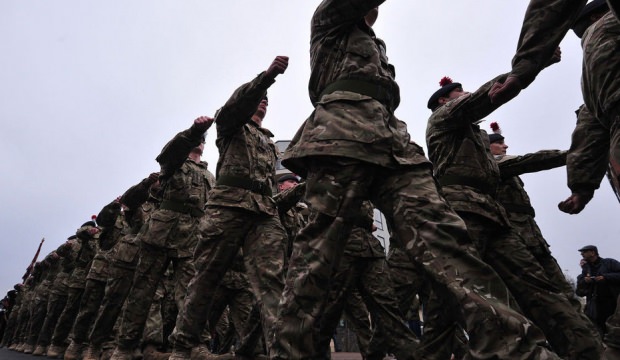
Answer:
[
  {"left": 121, "top": 173, "right": 159, "bottom": 210},
  {"left": 509, "top": 0, "right": 586, "bottom": 88},
  {"left": 96, "top": 198, "right": 122, "bottom": 228},
  {"left": 566, "top": 106, "right": 609, "bottom": 197},
  {"left": 312, "top": 0, "right": 385, "bottom": 34},
  {"left": 497, "top": 150, "right": 567, "bottom": 178},
  {"left": 156, "top": 118, "right": 211, "bottom": 179},
  {"left": 443, "top": 73, "right": 510, "bottom": 127},
  {"left": 215, "top": 73, "right": 275, "bottom": 138},
  {"left": 274, "top": 182, "right": 307, "bottom": 213}
]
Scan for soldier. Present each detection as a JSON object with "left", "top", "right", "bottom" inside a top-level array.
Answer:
[
  {"left": 426, "top": 73, "right": 604, "bottom": 359},
  {"left": 83, "top": 173, "right": 161, "bottom": 360},
  {"left": 63, "top": 199, "right": 120, "bottom": 360},
  {"left": 559, "top": 0, "right": 619, "bottom": 214},
  {"left": 32, "top": 237, "right": 75, "bottom": 356},
  {"left": 47, "top": 221, "right": 100, "bottom": 358},
  {"left": 109, "top": 118, "right": 216, "bottom": 360},
  {"left": 273, "top": 1, "right": 562, "bottom": 359},
  {"left": 168, "top": 56, "right": 289, "bottom": 360}
]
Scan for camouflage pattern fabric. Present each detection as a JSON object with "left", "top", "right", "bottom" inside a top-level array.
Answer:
[
  {"left": 171, "top": 71, "right": 287, "bottom": 353},
  {"left": 274, "top": 0, "right": 566, "bottom": 359},
  {"left": 510, "top": 0, "right": 586, "bottom": 87},
  {"left": 271, "top": 158, "right": 560, "bottom": 360},
  {"left": 115, "top": 125, "right": 214, "bottom": 351},
  {"left": 316, "top": 202, "right": 418, "bottom": 359},
  {"left": 68, "top": 277, "right": 106, "bottom": 344},
  {"left": 426, "top": 80, "right": 604, "bottom": 359}
]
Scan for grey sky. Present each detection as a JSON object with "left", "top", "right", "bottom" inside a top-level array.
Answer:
[{"left": 1, "top": 1, "right": 618, "bottom": 294}]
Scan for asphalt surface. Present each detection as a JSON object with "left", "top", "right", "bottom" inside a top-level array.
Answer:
[{"left": 0, "top": 348, "right": 363, "bottom": 360}]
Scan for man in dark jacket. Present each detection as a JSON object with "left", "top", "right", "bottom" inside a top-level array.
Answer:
[{"left": 576, "top": 245, "right": 620, "bottom": 336}]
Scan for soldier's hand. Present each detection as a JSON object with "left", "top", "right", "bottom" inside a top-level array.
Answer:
[
  {"left": 488, "top": 76, "right": 522, "bottom": 105},
  {"left": 265, "top": 56, "right": 289, "bottom": 80},
  {"left": 545, "top": 47, "right": 562, "bottom": 67},
  {"left": 193, "top": 116, "right": 214, "bottom": 133},
  {"left": 558, "top": 192, "right": 592, "bottom": 214},
  {"left": 147, "top": 172, "right": 160, "bottom": 184}
]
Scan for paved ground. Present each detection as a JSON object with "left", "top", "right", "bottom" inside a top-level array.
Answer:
[{"left": 0, "top": 348, "right": 364, "bottom": 360}]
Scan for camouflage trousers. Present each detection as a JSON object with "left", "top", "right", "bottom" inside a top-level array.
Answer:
[
  {"left": 143, "top": 280, "right": 166, "bottom": 348},
  {"left": 26, "top": 293, "right": 49, "bottom": 346},
  {"left": 384, "top": 259, "right": 469, "bottom": 360},
  {"left": 0, "top": 305, "right": 19, "bottom": 345},
  {"left": 69, "top": 278, "right": 106, "bottom": 344},
  {"left": 270, "top": 158, "right": 559, "bottom": 360},
  {"left": 36, "top": 293, "right": 67, "bottom": 347},
  {"left": 14, "top": 300, "right": 31, "bottom": 345},
  {"left": 460, "top": 212, "right": 604, "bottom": 360},
  {"left": 171, "top": 206, "right": 287, "bottom": 353},
  {"left": 340, "top": 288, "right": 372, "bottom": 357},
  {"left": 89, "top": 265, "right": 134, "bottom": 347},
  {"left": 317, "top": 255, "right": 417, "bottom": 359},
  {"left": 51, "top": 287, "right": 84, "bottom": 346},
  {"left": 116, "top": 242, "right": 196, "bottom": 350}
]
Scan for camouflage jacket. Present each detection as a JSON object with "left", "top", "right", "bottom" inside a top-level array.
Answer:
[
  {"left": 567, "top": 105, "right": 609, "bottom": 195},
  {"left": 496, "top": 150, "right": 566, "bottom": 223},
  {"left": 66, "top": 224, "right": 99, "bottom": 289},
  {"left": 282, "top": 0, "right": 429, "bottom": 176},
  {"left": 140, "top": 127, "right": 215, "bottom": 256},
  {"left": 510, "top": 0, "right": 586, "bottom": 87},
  {"left": 582, "top": 11, "right": 620, "bottom": 123},
  {"left": 426, "top": 74, "right": 511, "bottom": 226},
  {"left": 210, "top": 72, "right": 279, "bottom": 216},
  {"left": 274, "top": 182, "right": 309, "bottom": 246}
]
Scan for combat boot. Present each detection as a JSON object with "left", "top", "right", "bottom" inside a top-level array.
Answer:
[
  {"left": 100, "top": 347, "right": 115, "bottom": 360},
  {"left": 109, "top": 347, "right": 134, "bottom": 360},
  {"left": 33, "top": 345, "right": 48, "bottom": 356},
  {"left": 82, "top": 344, "right": 102, "bottom": 360},
  {"left": 23, "top": 343, "right": 35, "bottom": 354},
  {"left": 64, "top": 340, "right": 84, "bottom": 360},
  {"left": 16, "top": 342, "right": 25, "bottom": 352},
  {"left": 47, "top": 344, "right": 67, "bottom": 358},
  {"left": 8, "top": 343, "right": 18, "bottom": 350},
  {"left": 143, "top": 345, "right": 171, "bottom": 360}
]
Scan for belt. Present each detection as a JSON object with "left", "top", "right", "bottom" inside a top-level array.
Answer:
[
  {"left": 159, "top": 200, "right": 204, "bottom": 217},
  {"left": 319, "top": 79, "right": 395, "bottom": 111},
  {"left": 216, "top": 175, "right": 272, "bottom": 196},
  {"left": 438, "top": 175, "right": 497, "bottom": 197}
]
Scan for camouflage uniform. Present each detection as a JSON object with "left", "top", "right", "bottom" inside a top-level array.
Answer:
[
  {"left": 35, "top": 238, "right": 76, "bottom": 351},
  {"left": 426, "top": 75, "right": 604, "bottom": 359},
  {"left": 88, "top": 176, "right": 159, "bottom": 352},
  {"left": 383, "top": 245, "right": 468, "bottom": 360},
  {"left": 273, "top": 1, "right": 559, "bottom": 359},
  {"left": 49, "top": 223, "right": 99, "bottom": 350},
  {"left": 574, "top": 12, "right": 620, "bottom": 201},
  {"left": 23, "top": 261, "right": 51, "bottom": 352},
  {"left": 66, "top": 200, "right": 123, "bottom": 357},
  {"left": 316, "top": 202, "right": 418, "bottom": 359},
  {"left": 170, "top": 71, "right": 287, "bottom": 357},
  {"left": 509, "top": 0, "right": 586, "bottom": 88},
  {"left": 113, "top": 129, "right": 215, "bottom": 352},
  {"left": 495, "top": 150, "right": 586, "bottom": 310}
]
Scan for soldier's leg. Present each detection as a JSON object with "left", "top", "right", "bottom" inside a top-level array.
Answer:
[
  {"left": 373, "top": 164, "right": 558, "bottom": 360},
  {"left": 89, "top": 266, "right": 134, "bottom": 348},
  {"left": 69, "top": 279, "right": 107, "bottom": 345},
  {"left": 170, "top": 208, "right": 253, "bottom": 354},
  {"left": 356, "top": 258, "right": 419, "bottom": 360},
  {"left": 116, "top": 243, "right": 170, "bottom": 351},
  {"left": 462, "top": 213, "right": 603, "bottom": 360},
  {"left": 342, "top": 288, "right": 372, "bottom": 357},
  {"left": 50, "top": 287, "right": 84, "bottom": 348},
  {"left": 36, "top": 293, "right": 67, "bottom": 349},
  {"left": 25, "top": 295, "right": 48, "bottom": 348},
  {"left": 141, "top": 279, "right": 166, "bottom": 350},
  {"left": 271, "top": 159, "right": 369, "bottom": 360},
  {"left": 243, "top": 214, "right": 287, "bottom": 348}
]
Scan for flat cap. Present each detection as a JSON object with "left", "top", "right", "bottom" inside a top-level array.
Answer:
[{"left": 578, "top": 245, "right": 598, "bottom": 252}]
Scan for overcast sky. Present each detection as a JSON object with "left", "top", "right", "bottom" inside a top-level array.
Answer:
[{"left": 1, "top": 1, "right": 618, "bottom": 295}]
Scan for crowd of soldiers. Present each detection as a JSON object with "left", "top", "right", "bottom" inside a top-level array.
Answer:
[{"left": 1, "top": 0, "right": 620, "bottom": 359}]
